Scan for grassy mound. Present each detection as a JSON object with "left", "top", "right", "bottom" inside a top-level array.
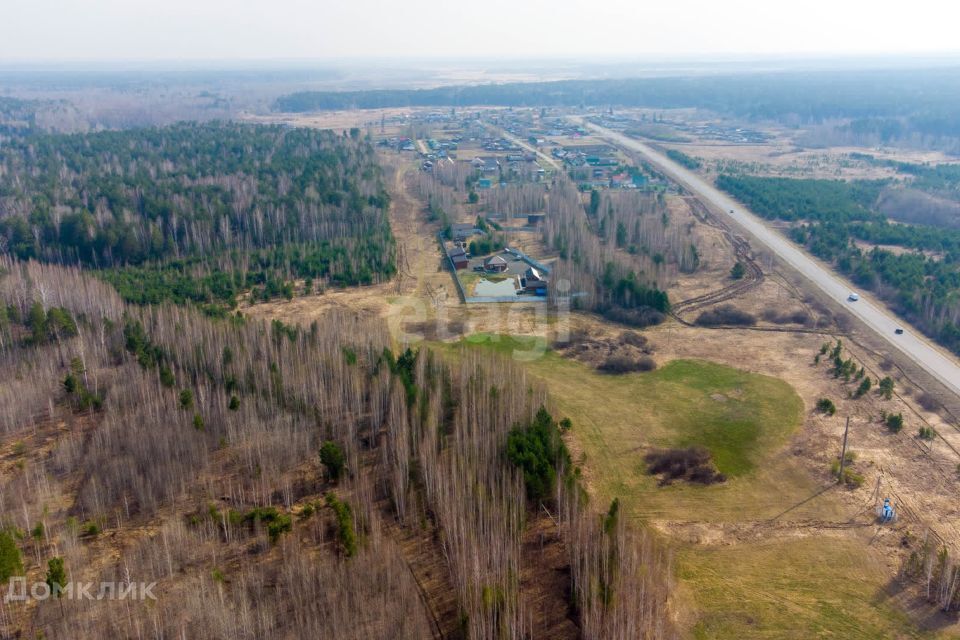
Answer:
[{"left": 453, "top": 336, "right": 801, "bottom": 481}]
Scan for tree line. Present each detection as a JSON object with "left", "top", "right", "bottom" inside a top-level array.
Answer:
[{"left": 274, "top": 68, "right": 960, "bottom": 145}]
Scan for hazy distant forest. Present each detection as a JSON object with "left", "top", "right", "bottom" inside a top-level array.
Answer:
[{"left": 276, "top": 69, "right": 960, "bottom": 151}]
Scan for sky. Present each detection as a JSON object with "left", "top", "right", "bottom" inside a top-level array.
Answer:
[{"left": 1, "top": 0, "right": 958, "bottom": 62}]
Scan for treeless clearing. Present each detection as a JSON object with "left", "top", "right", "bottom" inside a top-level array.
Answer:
[
  {"left": 241, "top": 108, "right": 419, "bottom": 131},
  {"left": 243, "top": 157, "right": 457, "bottom": 333}
]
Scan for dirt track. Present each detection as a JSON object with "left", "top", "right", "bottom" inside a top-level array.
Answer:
[{"left": 670, "top": 197, "right": 764, "bottom": 318}]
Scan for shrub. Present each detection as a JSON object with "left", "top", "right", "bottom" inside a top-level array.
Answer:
[
  {"left": 830, "top": 454, "right": 864, "bottom": 487},
  {"left": 762, "top": 308, "right": 811, "bottom": 325},
  {"left": 885, "top": 412, "right": 904, "bottom": 433},
  {"left": 341, "top": 346, "right": 358, "bottom": 365},
  {"left": 380, "top": 347, "right": 419, "bottom": 407},
  {"left": 730, "top": 262, "right": 746, "bottom": 280},
  {"left": 159, "top": 365, "right": 175, "bottom": 387},
  {"left": 695, "top": 304, "right": 756, "bottom": 327},
  {"left": 816, "top": 398, "right": 837, "bottom": 415},
  {"left": 918, "top": 426, "right": 936, "bottom": 441},
  {"left": 238, "top": 506, "right": 292, "bottom": 543},
  {"left": 63, "top": 373, "right": 78, "bottom": 394},
  {"left": 179, "top": 389, "right": 194, "bottom": 409},
  {"left": 878, "top": 376, "right": 895, "bottom": 400},
  {"left": 854, "top": 377, "right": 872, "bottom": 398},
  {"left": 917, "top": 392, "right": 940, "bottom": 412},
  {"left": 62, "top": 368, "right": 104, "bottom": 412},
  {"left": 619, "top": 331, "right": 649, "bottom": 348},
  {"left": 228, "top": 395, "right": 240, "bottom": 411},
  {"left": 468, "top": 234, "right": 505, "bottom": 257},
  {"left": 644, "top": 447, "right": 726, "bottom": 485},
  {"left": 326, "top": 493, "right": 358, "bottom": 557},
  {"left": 76, "top": 388, "right": 103, "bottom": 411},
  {"left": 832, "top": 356, "right": 857, "bottom": 380},
  {"left": 242, "top": 506, "right": 281, "bottom": 525},
  {"left": 320, "top": 441, "right": 347, "bottom": 481},
  {"left": 600, "top": 305, "right": 666, "bottom": 328},
  {"left": 266, "top": 514, "right": 292, "bottom": 544},
  {"left": 45, "top": 557, "right": 67, "bottom": 599},
  {"left": 839, "top": 468, "right": 865, "bottom": 487},
  {"left": 0, "top": 530, "right": 23, "bottom": 582},
  {"left": 598, "top": 354, "right": 657, "bottom": 373}
]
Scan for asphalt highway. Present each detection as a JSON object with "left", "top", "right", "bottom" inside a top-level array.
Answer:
[{"left": 585, "top": 120, "right": 960, "bottom": 398}]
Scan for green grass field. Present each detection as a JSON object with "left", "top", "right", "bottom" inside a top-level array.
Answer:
[
  {"left": 444, "top": 334, "right": 942, "bottom": 639},
  {"left": 453, "top": 334, "right": 815, "bottom": 521}
]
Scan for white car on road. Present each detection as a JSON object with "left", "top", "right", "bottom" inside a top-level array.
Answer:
[{"left": 848, "top": 292, "right": 860, "bottom": 302}]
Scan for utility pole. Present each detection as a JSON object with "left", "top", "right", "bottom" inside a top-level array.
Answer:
[{"left": 837, "top": 416, "right": 850, "bottom": 484}]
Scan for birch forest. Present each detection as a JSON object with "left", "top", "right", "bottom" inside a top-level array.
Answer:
[{"left": 0, "top": 256, "right": 674, "bottom": 638}]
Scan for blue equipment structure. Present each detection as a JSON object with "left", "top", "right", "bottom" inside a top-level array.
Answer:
[{"left": 878, "top": 497, "right": 896, "bottom": 524}]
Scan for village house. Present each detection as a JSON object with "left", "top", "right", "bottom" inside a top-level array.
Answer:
[
  {"left": 450, "top": 222, "right": 477, "bottom": 242},
  {"left": 526, "top": 213, "right": 546, "bottom": 227},
  {"left": 522, "top": 266, "right": 549, "bottom": 294},
  {"left": 447, "top": 246, "right": 469, "bottom": 270},
  {"left": 483, "top": 255, "right": 509, "bottom": 273},
  {"left": 472, "top": 156, "right": 501, "bottom": 173}
]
